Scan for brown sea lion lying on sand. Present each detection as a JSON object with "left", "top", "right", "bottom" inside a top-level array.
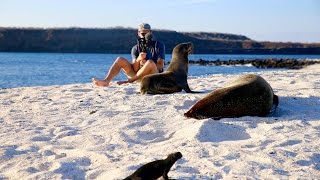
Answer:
[{"left": 184, "top": 74, "right": 279, "bottom": 120}]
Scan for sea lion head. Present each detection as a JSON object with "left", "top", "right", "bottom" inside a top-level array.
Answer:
[
  {"left": 167, "top": 42, "right": 193, "bottom": 74},
  {"left": 184, "top": 107, "right": 209, "bottom": 119},
  {"left": 168, "top": 152, "right": 183, "bottom": 161},
  {"left": 172, "top": 42, "right": 193, "bottom": 60}
]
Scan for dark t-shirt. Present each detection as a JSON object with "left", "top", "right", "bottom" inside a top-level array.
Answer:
[{"left": 131, "top": 40, "right": 165, "bottom": 63}]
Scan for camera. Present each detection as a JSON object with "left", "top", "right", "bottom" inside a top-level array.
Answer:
[{"left": 138, "top": 32, "right": 153, "bottom": 52}]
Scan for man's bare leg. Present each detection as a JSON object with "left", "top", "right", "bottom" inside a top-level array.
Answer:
[
  {"left": 117, "top": 60, "right": 158, "bottom": 85},
  {"left": 93, "top": 57, "right": 133, "bottom": 87}
]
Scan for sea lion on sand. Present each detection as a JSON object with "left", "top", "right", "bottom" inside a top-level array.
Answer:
[
  {"left": 124, "top": 152, "right": 182, "bottom": 180},
  {"left": 184, "top": 74, "right": 279, "bottom": 119},
  {"left": 140, "top": 42, "right": 198, "bottom": 94}
]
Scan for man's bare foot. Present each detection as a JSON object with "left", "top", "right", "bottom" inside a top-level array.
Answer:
[{"left": 92, "top": 78, "right": 110, "bottom": 87}]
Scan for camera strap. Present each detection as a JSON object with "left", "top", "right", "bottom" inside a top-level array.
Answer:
[
  {"left": 137, "top": 40, "right": 141, "bottom": 54},
  {"left": 154, "top": 41, "right": 158, "bottom": 55}
]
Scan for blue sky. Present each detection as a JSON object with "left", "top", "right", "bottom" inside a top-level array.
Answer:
[{"left": 0, "top": 0, "right": 319, "bottom": 42}]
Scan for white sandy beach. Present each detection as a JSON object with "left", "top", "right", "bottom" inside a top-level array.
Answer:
[{"left": 0, "top": 64, "right": 320, "bottom": 179}]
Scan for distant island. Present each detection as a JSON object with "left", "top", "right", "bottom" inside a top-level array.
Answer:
[{"left": 0, "top": 27, "right": 320, "bottom": 54}]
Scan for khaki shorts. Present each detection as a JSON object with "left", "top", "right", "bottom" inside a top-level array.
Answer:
[
  {"left": 126, "top": 71, "right": 143, "bottom": 82},
  {"left": 125, "top": 62, "right": 159, "bottom": 82},
  {"left": 126, "top": 70, "right": 136, "bottom": 79}
]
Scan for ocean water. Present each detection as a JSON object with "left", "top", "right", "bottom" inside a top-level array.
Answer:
[{"left": 0, "top": 52, "right": 319, "bottom": 88}]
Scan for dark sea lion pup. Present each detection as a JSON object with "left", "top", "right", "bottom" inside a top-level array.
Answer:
[
  {"left": 140, "top": 42, "right": 198, "bottom": 94},
  {"left": 124, "top": 152, "right": 182, "bottom": 180},
  {"left": 184, "top": 74, "right": 279, "bottom": 120}
]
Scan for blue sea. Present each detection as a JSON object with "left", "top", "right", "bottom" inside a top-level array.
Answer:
[{"left": 0, "top": 52, "right": 319, "bottom": 88}]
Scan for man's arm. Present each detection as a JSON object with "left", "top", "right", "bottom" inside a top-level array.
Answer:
[
  {"left": 132, "top": 52, "right": 147, "bottom": 72},
  {"left": 157, "top": 41, "right": 165, "bottom": 72},
  {"left": 156, "top": 58, "right": 164, "bottom": 72},
  {"left": 131, "top": 45, "right": 146, "bottom": 72},
  {"left": 132, "top": 58, "right": 140, "bottom": 72}
]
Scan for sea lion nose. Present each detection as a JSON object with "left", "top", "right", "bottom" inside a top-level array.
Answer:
[{"left": 188, "top": 42, "right": 194, "bottom": 53}]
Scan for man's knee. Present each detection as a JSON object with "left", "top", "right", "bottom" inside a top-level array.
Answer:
[
  {"left": 145, "top": 60, "right": 157, "bottom": 68},
  {"left": 144, "top": 60, "right": 158, "bottom": 74},
  {"left": 115, "top": 57, "right": 127, "bottom": 65}
]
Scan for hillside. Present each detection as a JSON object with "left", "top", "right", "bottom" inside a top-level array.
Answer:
[
  {"left": 181, "top": 32, "right": 251, "bottom": 41},
  {"left": 0, "top": 27, "right": 320, "bottom": 54}
]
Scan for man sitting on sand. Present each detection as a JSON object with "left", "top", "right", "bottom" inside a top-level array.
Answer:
[{"left": 92, "top": 23, "right": 165, "bottom": 87}]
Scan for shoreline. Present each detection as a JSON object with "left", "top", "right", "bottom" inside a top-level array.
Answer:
[
  {"left": 187, "top": 58, "right": 320, "bottom": 69},
  {"left": 0, "top": 59, "right": 319, "bottom": 90}
]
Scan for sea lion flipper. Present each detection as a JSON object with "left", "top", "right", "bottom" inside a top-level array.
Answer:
[
  {"left": 185, "top": 89, "right": 202, "bottom": 93},
  {"left": 175, "top": 77, "right": 196, "bottom": 93},
  {"left": 182, "top": 84, "right": 193, "bottom": 93},
  {"left": 180, "top": 82, "right": 201, "bottom": 93}
]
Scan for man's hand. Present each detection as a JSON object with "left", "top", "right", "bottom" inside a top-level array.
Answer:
[
  {"left": 116, "top": 80, "right": 129, "bottom": 85},
  {"left": 138, "top": 52, "right": 147, "bottom": 65},
  {"left": 117, "top": 78, "right": 134, "bottom": 85},
  {"left": 157, "top": 58, "right": 165, "bottom": 72}
]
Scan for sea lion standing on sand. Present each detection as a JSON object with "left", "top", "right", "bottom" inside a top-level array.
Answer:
[
  {"left": 140, "top": 42, "right": 197, "bottom": 94},
  {"left": 184, "top": 74, "right": 279, "bottom": 119},
  {"left": 124, "top": 152, "right": 182, "bottom": 180}
]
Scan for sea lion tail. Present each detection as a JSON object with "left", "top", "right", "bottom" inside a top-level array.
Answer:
[{"left": 270, "top": 94, "right": 279, "bottom": 113}]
